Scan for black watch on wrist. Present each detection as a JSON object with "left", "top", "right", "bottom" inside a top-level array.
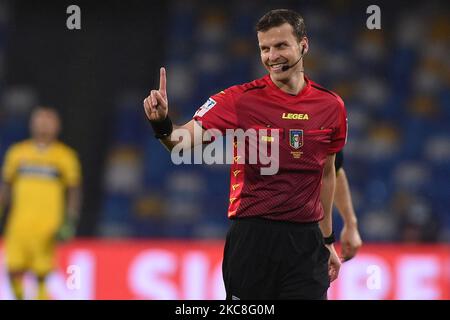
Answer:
[
  {"left": 323, "top": 231, "right": 335, "bottom": 245},
  {"left": 149, "top": 115, "right": 173, "bottom": 139}
]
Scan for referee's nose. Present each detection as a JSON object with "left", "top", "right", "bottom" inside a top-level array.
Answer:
[{"left": 268, "top": 47, "right": 281, "bottom": 62}]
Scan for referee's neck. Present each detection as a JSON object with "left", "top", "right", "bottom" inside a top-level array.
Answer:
[{"left": 271, "top": 72, "right": 306, "bottom": 95}]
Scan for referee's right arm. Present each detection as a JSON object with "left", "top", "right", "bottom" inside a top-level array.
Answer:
[{"left": 143, "top": 67, "right": 203, "bottom": 151}]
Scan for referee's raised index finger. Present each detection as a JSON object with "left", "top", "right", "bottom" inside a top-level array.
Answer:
[{"left": 159, "top": 67, "right": 166, "bottom": 92}]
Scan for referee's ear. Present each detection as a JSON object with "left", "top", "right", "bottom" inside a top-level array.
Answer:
[{"left": 299, "top": 37, "right": 309, "bottom": 55}]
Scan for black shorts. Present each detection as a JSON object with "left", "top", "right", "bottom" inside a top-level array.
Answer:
[{"left": 222, "top": 217, "right": 330, "bottom": 300}]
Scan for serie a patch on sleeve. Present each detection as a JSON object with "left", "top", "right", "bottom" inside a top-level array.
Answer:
[{"left": 194, "top": 98, "right": 217, "bottom": 117}]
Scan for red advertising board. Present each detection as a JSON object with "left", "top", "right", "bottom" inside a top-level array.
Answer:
[{"left": 0, "top": 241, "right": 448, "bottom": 300}]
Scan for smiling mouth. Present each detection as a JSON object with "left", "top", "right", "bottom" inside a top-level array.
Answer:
[{"left": 268, "top": 63, "right": 287, "bottom": 72}]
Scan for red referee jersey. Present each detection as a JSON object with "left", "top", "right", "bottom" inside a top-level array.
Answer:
[{"left": 193, "top": 74, "right": 347, "bottom": 223}]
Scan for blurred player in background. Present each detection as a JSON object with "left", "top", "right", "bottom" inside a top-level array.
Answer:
[
  {"left": 334, "top": 150, "right": 362, "bottom": 261},
  {"left": 0, "top": 107, "right": 82, "bottom": 300}
]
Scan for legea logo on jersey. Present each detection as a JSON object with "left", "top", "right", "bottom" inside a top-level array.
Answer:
[
  {"left": 170, "top": 121, "right": 280, "bottom": 175},
  {"left": 194, "top": 98, "right": 217, "bottom": 117},
  {"left": 282, "top": 113, "right": 309, "bottom": 120}
]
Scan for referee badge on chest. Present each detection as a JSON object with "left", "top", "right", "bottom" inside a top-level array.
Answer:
[
  {"left": 289, "top": 129, "right": 304, "bottom": 159},
  {"left": 289, "top": 129, "right": 304, "bottom": 149}
]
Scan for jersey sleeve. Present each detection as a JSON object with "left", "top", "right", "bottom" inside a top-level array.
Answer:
[
  {"left": 61, "top": 148, "right": 82, "bottom": 187},
  {"left": 2, "top": 146, "right": 19, "bottom": 183},
  {"left": 328, "top": 96, "right": 348, "bottom": 154},
  {"left": 192, "top": 87, "right": 239, "bottom": 134}
]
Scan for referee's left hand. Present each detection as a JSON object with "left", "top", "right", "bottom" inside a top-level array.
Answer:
[
  {"left": 325, "top": 244, "right": 341, "bottom": 282},
  {"left": 340, "top": 224, "right": 362, "bottom": 262}
]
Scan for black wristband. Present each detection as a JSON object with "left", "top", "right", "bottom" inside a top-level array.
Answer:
[
  {"left": 323, "top": 231, "right": 335, "bottom": 245},
  {"left": 150, "top": 115, "right": 173, "bottom": 139}
]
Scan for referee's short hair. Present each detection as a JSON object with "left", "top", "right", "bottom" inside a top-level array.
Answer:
[{"left": 255, "top": 9, "right": 307, "bottom": 41}]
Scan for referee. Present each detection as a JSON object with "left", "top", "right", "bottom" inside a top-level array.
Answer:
[{"left": 144, "top": 9, "right": 346, "bottom": 299}]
